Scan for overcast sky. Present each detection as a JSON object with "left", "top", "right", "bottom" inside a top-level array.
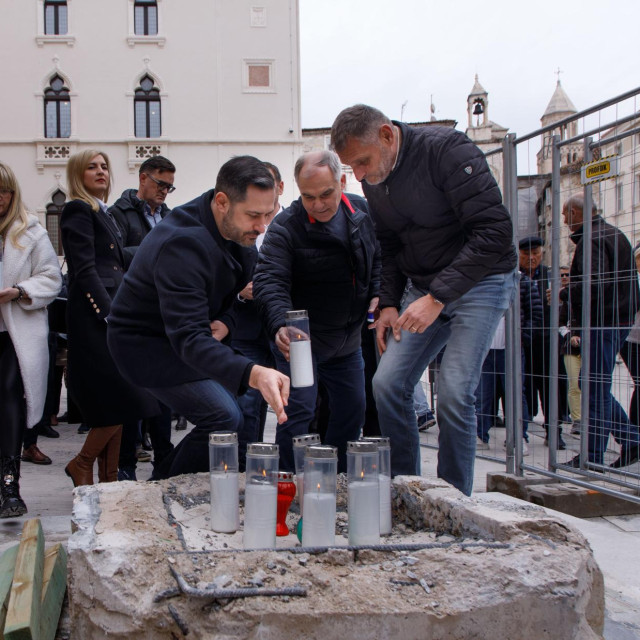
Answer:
[{"left": 299, "top": 0, "right": 639, "bottom": 157}]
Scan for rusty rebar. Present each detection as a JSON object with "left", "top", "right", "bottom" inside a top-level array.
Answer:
[{"left": 169, "top": 565, "right": 307, "bottom": 600}]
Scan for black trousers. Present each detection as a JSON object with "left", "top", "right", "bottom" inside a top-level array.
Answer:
[{"left": 0, "top": 333, "right": 26, "bottom": 458}]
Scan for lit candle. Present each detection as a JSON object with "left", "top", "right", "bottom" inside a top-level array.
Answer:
[
  {"left": 302, "top": 489, "right": 336, "bottom": 547},
  {"left": 347, "top": 441, "right": 380, "bottom": 546},
  {"left": 243, "top": 443, "right": 279, "bottom": 549},
  {"left": 348, "top": 480, "right": 380, "bottom": 545},
  {"left": 209, "top": 432, "right": 239, "bottom": 533},
  {"left": 244, "top": 482, "right": 278, "bottom": 549},
  {"left": 289, "top": 340, "right": 314, "bottom": 388},
  {"left": 210, "top": 466, "right": 239, "bottom": 533}
]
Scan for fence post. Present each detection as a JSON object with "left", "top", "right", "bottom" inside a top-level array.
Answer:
[
  {"left": 502, "top": 133, "right": 523, "bottom": 475},
  {"left": 548, "top": 135, "right": 562, "bottom": 468}
]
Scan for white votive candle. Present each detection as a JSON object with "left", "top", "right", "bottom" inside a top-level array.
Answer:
[
  {"left": 210, "top": 472, "right": 239, "bottom": 533},
  {"left": 302, "top": 491, "right": 336, "bottom": 547},
  {"left": 378, "top": 474, "right": 392, "bottom": 536},
  {"left": 289, "top": 340, "right": 314, "bottom": 387},
  {"left": 348, "top": 480, "right": 380, "bottom": 546},
  {"left": 243, "top": 483, "right": 278, "bottom": 549}
]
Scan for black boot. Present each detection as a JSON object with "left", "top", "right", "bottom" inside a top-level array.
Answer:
[{"left": 0, "top": 457, "right": 27, "bottom": 518}]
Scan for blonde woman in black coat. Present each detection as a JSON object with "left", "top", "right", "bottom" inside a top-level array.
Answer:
[{"left": 61, "top": 150, "right": 157, "bottom": 486}]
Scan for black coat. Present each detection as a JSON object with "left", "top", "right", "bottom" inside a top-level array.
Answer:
[
  {"left": 107, "top": 190, "right": 255, "bottom": 394},
  {"left": 561, "top": 215, "right": 639, "bottom": 329},
  {"left": 109, "top": 188, "right": 170, "bottom": 267},
  {"left": 253, "top": 194, "right": 381, "bottom": 359},
  {"left": 60, "top": 199, "right": 158, "bottom": 427},
  {"left": 362, "top": 121, "right": 517, "bottom": 308}
]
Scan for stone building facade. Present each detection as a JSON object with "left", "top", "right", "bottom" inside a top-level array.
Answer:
[{"left": 0, "top": 0, "right": 302, "bottom": 253}]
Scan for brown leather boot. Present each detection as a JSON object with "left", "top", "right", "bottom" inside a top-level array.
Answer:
[
  {"left": 66, "top": 425, "right": 122, "bottom": 487},
  {"left": 97, "top": 425, "right": 122, "bottom": 483}
]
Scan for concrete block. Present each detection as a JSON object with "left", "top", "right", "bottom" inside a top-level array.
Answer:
[
  {"left": 526, "top": 483, "right": 640, "bottom": 518},
  {"left": 66, "top": 474, "right": 605, "bottom": 640},
  {"left": 486, "top": 471, "right": 559, "bottom": 500}
]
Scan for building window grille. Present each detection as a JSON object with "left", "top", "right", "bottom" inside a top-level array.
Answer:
[
  {"left": 44, "top": 75, "right": 71, "bottom": 139},
  {"left": 44, "top": 0, "right": 68, "bottom": 35},
  {"left": 134, "top": 75, "right": 161, "bottom": 138},
  {"left": 46, "top": 189, "right": 67, "bottom": 255},
  {"left": 134, "top": 0, "right": 158, "bottom": 36}
]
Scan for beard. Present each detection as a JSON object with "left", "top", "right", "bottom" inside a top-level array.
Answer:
[{"left": 220, "top": 207, "right": 259, "bottom": 247}]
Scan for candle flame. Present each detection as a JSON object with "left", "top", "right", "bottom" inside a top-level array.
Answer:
[
  {"left": 296, "top": 333, "right": 302, "bottom": 340},
  {"left": 316, "top": 483, "right": 321, "bottom": 490},
  {"left": 360, "top": 470, "right": 364, "bottom": 480},
  {"left": 223, "top": 462, "right": 228, "bottom": 472},
  {"left": 262, "top": 468, "right": 267, "bottom": 477}
]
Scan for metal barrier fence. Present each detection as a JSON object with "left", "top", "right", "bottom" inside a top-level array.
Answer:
[{"left": 421, "top": 87, "right": 640, "bottom": 504}]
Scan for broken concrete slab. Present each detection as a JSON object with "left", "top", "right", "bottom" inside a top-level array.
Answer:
[{"left": 67, "top": 473, "right": 604, "bottom": 640}]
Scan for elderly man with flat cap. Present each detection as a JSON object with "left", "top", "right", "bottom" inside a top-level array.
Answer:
[{"left": 518, "top": 235, "right": 568, "bottom": 450}]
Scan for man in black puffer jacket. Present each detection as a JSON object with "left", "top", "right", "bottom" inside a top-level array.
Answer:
[
  {"left": 332, "top": 104, "right": 517, "bottom": 496},
  {"left": 254, "top": 150, "right": 380, "bottom": 472}
]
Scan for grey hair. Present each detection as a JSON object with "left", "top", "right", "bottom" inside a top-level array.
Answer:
[
  {"left": 330, "top": 104, "right": 392, "bottom": 153},
  {"left": 565, "top": 194, "right": 597, "bottom": 216},
  {"left": 294, "top": 150, "right": 342, "bottom": 183}
]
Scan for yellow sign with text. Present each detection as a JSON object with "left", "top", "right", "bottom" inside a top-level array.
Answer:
[{"left": 581, "top": 155, "right": 619, "bottom": 185}]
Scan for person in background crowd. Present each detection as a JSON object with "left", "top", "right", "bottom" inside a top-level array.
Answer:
[
  {"left": 519, "top": 236, "right": 567, "bottom": 450},
  {"left": 332, "top": 104, "right": 517, "bottom": 495},
  {"left": 0, "top": 162, "right": 61, "bottom": 516},
  {"left": 109, "top": 155, "right": 177, "bottom": 478},
  {"left": 558, "top": 266, "right": 582, "bottom": 435},
  {"left": 61, "top": 150, "right": 159, "bottom": 487},
  {"left": 560, "top": 195, "right": 640, "bottom": 469}
]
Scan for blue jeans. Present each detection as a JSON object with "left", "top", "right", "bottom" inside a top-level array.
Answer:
[
  {"left": 273, "top": 347, "right": 365, "bottom": 473},
  {"left": 373, "top": 271, "right": 518, "bottom": 496},
  {"left": 475, "top": 349, "right": 530, "bottom": 443},
  {"left": 232, "top": 338, "right": 274, "bottom": 470},
  {"left": 146, "top": 378, "right": 243, "bottom": 479},
  {"left": 413, "top": 378, "right": 432, "bottom": 416},
  {"left": 584, "top": 328, "right": 640, "bottom": 464}
]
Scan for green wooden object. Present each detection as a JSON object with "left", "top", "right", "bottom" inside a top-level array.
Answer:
[
  {"left": 4, "top": 519, "right": 44, "bottom": 640},
  {"left": 0, "top": 546, "right": 20, "bottom": 639},
  {"left": 39, "top": 545, "right": 67, "bottom": 640}
]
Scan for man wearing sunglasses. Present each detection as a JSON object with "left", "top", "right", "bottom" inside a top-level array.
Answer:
[
  {"left": 109, "top": 155, "right": 176, "bottom": 480},
  {"left": 110, "top": 155, "right": 176, "bottom": 267}
]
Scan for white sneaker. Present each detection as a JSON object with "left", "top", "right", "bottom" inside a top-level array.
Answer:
[
  {"left": 522, "top": 441, "right": 530, "bottom": 456},
  {"left": 477, "top": 438, "right": 490, "bottom": 451}
]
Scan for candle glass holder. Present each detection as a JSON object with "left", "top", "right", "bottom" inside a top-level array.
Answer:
[
  {"left": 347, "top": 441, "right": 380, "bottom": 546},
  {"left": 302, "top": 445, "right": 337, "bottom": 547},
  {"left": 209, "top": 432, "right": 239, "bottom": 533},
  {"left": 285, "top": 310, "right": 314, "bottom": 388},
  {"left": 276, "top": 471, "right": 296, "bottom": 536},
  {"left": 243, "top": 443, "right": 279, "bottom": 549},
  {"left": 292, "top": 433, "right": 321, "bottom": 513},
  {"left": 361, "top": 436, "right": 392, "bottom": 535}
]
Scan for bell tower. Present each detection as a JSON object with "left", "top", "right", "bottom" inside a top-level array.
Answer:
[{"left": 467, "top": 74, "right": 488, "bottom": 129}]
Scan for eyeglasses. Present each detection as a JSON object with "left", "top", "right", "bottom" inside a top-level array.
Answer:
[
  {"left": 0, "top": 189, "right": 14, "bottom": 197},
  {"left": 145, "top": 173, "right": 176, "bottom": 193},
  {"left": 560, "top": 273, "right": 570, "bottom": 278}
]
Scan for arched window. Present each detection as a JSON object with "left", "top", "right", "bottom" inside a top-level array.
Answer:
[
  {"left": 134, "top": 0, "right": 158, "bottom": 35},
  {"left": 44, "top": 0, "right": 68, "bottom": 35},
  {"left": 46, "top": 189, "right": 67, "bottom": 255},
  {"left": 134, "top": 75, "right": 161, "bottom": 138},
  {"left": 44, "top": 75, "right": 71, "bottom": 139}
]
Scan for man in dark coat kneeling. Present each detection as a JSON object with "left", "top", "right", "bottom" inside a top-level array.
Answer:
[{"left": 107, "top": 156, "right": 289, "bottom": 478}]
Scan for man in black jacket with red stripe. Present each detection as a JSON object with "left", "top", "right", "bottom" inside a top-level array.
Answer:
[
  {"left": 332, "top": 104, "right": 517, "bottom": 496},
  {"left": 253, "top": 150, "right": 380, "bottom": 472}
]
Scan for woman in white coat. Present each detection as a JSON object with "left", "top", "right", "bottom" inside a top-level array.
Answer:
[{"left": 0, "top": 162, "right": 61, "bottom": 517}]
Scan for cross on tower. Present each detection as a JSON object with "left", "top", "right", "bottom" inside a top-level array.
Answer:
[{"left": 555, "top": 67, "right": 563, "bottom": 83}]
